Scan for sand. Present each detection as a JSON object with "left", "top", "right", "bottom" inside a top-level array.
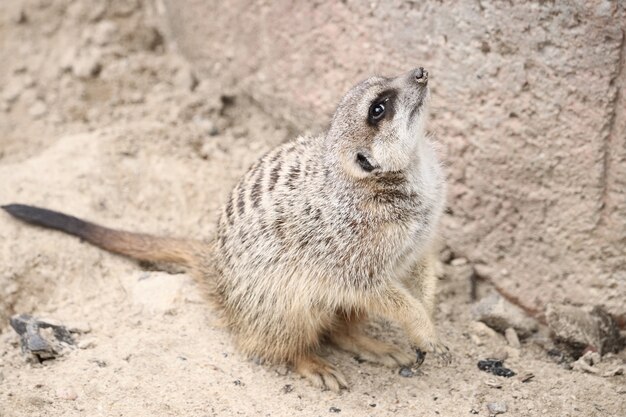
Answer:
[{"left": 1, "top": 1, "right": 624, "bottom": 416}]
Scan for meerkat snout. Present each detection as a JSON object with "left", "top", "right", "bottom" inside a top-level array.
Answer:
[{"left": 413, "top": 67, "right": 428, "bottom": 84}]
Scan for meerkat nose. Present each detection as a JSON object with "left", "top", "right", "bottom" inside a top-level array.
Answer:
[{"left": 413, "top": 67, "right": 428, "bottom": 84}]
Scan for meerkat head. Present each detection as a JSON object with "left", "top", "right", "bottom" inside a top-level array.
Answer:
[{"left": 326, "top": 68, "right": 430, "bottom": 179}]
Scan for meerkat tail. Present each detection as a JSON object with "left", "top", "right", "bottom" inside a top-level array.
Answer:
[{"left": 2, "top": 204, "right": 201, "bottom": 266}]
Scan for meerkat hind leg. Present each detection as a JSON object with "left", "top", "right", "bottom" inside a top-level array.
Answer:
[{"left": 294, "top": 353, "right": 349, "bottom": 392}]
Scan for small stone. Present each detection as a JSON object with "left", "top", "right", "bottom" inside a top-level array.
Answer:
[
  {"left": 504, "top": 328, "right": 520, "bottom": 349},
  {"left": 478, "top": 359, "right": 516, "bottom": 378},
  {"left": 399, "top": 367, "right": 415, "bottom": 377},
  {"left": 450, "top": 257, "right": 468, "bottom": 266},
  {"left": 485, "top": 379, "right": 502, "bottom": 389},
  {"left": 329, "top": 407, "right": 341, "bottom": 413},
  {"left": 474, "top": 264, "right": 495, "bottom": 280},
  {"left": 67, "top": 321, "right": 91, "bottom": 334},
  {"left": 487, "top": 402, "right": 507, "bottom": 414},
  {"left": 546, "top": 304, "right": 623, "bottom": 356},
  {"left": 519, "top": 372, "right": 535, "bottom": 382},
  {"left": 77, "top": 338, "right": 96, "bottom": 349},
  {"left": 9, "top": 314, "right": 74, "bottom": 361},
  {"left": 602, "top": 366, "right": 625, "bottom": 377},
  {"left": 174, "top": 66, "right": 198, "bottom": 92},
  {"left": 472, "top": 293, "right": 537, "bottom": 337},
  {"left": 275, "top": 364, "right": 289, "bottom": 376},
  {"left": 470, "top": 321, "right": 501, "bottom": 339},
  {"left": 29, "top": 100, "right": 48, "bottom": 118},
  {"left": 280, "top": 384, "right": 294, "bottom": 394},
  {"left": 55, "top": 387, "right": 78, "bottom": 401}
]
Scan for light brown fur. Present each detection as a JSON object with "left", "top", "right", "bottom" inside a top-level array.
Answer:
[{"left": 3, "top": 68, "right": 449, "bottom": 391}]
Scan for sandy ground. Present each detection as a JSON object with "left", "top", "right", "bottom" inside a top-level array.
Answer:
[{"left": 0, "top": 1, "right": 624, "bottom": 416}]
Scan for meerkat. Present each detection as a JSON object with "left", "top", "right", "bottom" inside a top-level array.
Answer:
[{"left": 3, "top": 67, "right": 449, "bottom": 391}]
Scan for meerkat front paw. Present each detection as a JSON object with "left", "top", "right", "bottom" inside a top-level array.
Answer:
[
  {"left": 412, "top": 341, "right": 451, "bottom": 366},
  {"left": 294, "top": 354, "right": 349, "bottom": 392},
  {"left": 426, "top": 341, "right": 452, "bottom": 365}
]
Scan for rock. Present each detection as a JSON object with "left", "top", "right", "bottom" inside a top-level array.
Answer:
[
  {"left": 504, "top": 328, "right": 520, "bottom": 349},
  {"left": 487, "top": 402, "right": 507, "bottom": 414},
  {"left": 399, "top": 367, "right": 415, "bottom": 378},
  {"left": 571, "top": 351, "right": 601, "bottom": 374},
  {"left": 477, "top": 359, "right": 516, "bottom": 378},
  {"left": 28, "top": 100, "right": 48, "bottom": 118},
  {"left": 66, "top": 321, "right": 91, "bottom": 334},
  {"left": 470, "top": 321, "right": 501, "bottom": 340},
  {"left": 9, "top": 314, "right": 75, "bottom": 362},
  {"left": 472, "top": 293, "right": 538, "bottom": 338},
  {"left": 275, "top": 364, "right": 289, "bottom": 376},
  {"left": 450, "top": 257, "right": 468, "bottom": 266},
  {"left": 546, "top": 304, "right": 623, "bottom": 356},
  {"left": 329, "top": 407, "right": 341, "bottom": 413},
  {"left": 77, "top": 338, "right": 96, "bottom": 349}
]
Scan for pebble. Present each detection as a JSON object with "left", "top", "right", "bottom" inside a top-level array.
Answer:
[
  {"left": 275, "top": 364, "right": 289, "bottom": 376},
  {"left": 55, "top": 387, "right": 78, "bottom": 401},
  {"left": 399, "top": 367, "right": 415, "bottom": 378},
  {"left": 450, "top": 257, "right": 468, "bottom": 266},
  {"left": 504, "top": 327, "right": 520, "bottom": 349},
  {"left": 329, "top": 407, "right": 341, "bottom": 413},
  {"left": 77, "top": 338, "right": 96, "bottom": 349},
  {"left": 67, "top": 321, "right": 92, "bottom": 334},
  {"left": 472, "top": 293, "right": 537, "bottom": 337},
  {"left": 487, "top": 402, "right": 507, "bottom": 414}
]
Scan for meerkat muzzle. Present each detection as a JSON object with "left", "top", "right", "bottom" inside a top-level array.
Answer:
[{"left": 413, "top": 67, "right": 428, "bottom": 84}]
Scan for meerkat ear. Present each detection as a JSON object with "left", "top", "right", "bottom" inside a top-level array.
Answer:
[{"left": 356, "top": 151, "right": 379, "bottom": 173}]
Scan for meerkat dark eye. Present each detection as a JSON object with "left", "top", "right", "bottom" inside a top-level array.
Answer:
[{"left": 368, "top": 101, "right": 386, "bottom": 123}]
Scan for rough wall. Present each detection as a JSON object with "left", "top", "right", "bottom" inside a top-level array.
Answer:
[{"left": 163, "top": 0, "right": 626, "bottom": 319}]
